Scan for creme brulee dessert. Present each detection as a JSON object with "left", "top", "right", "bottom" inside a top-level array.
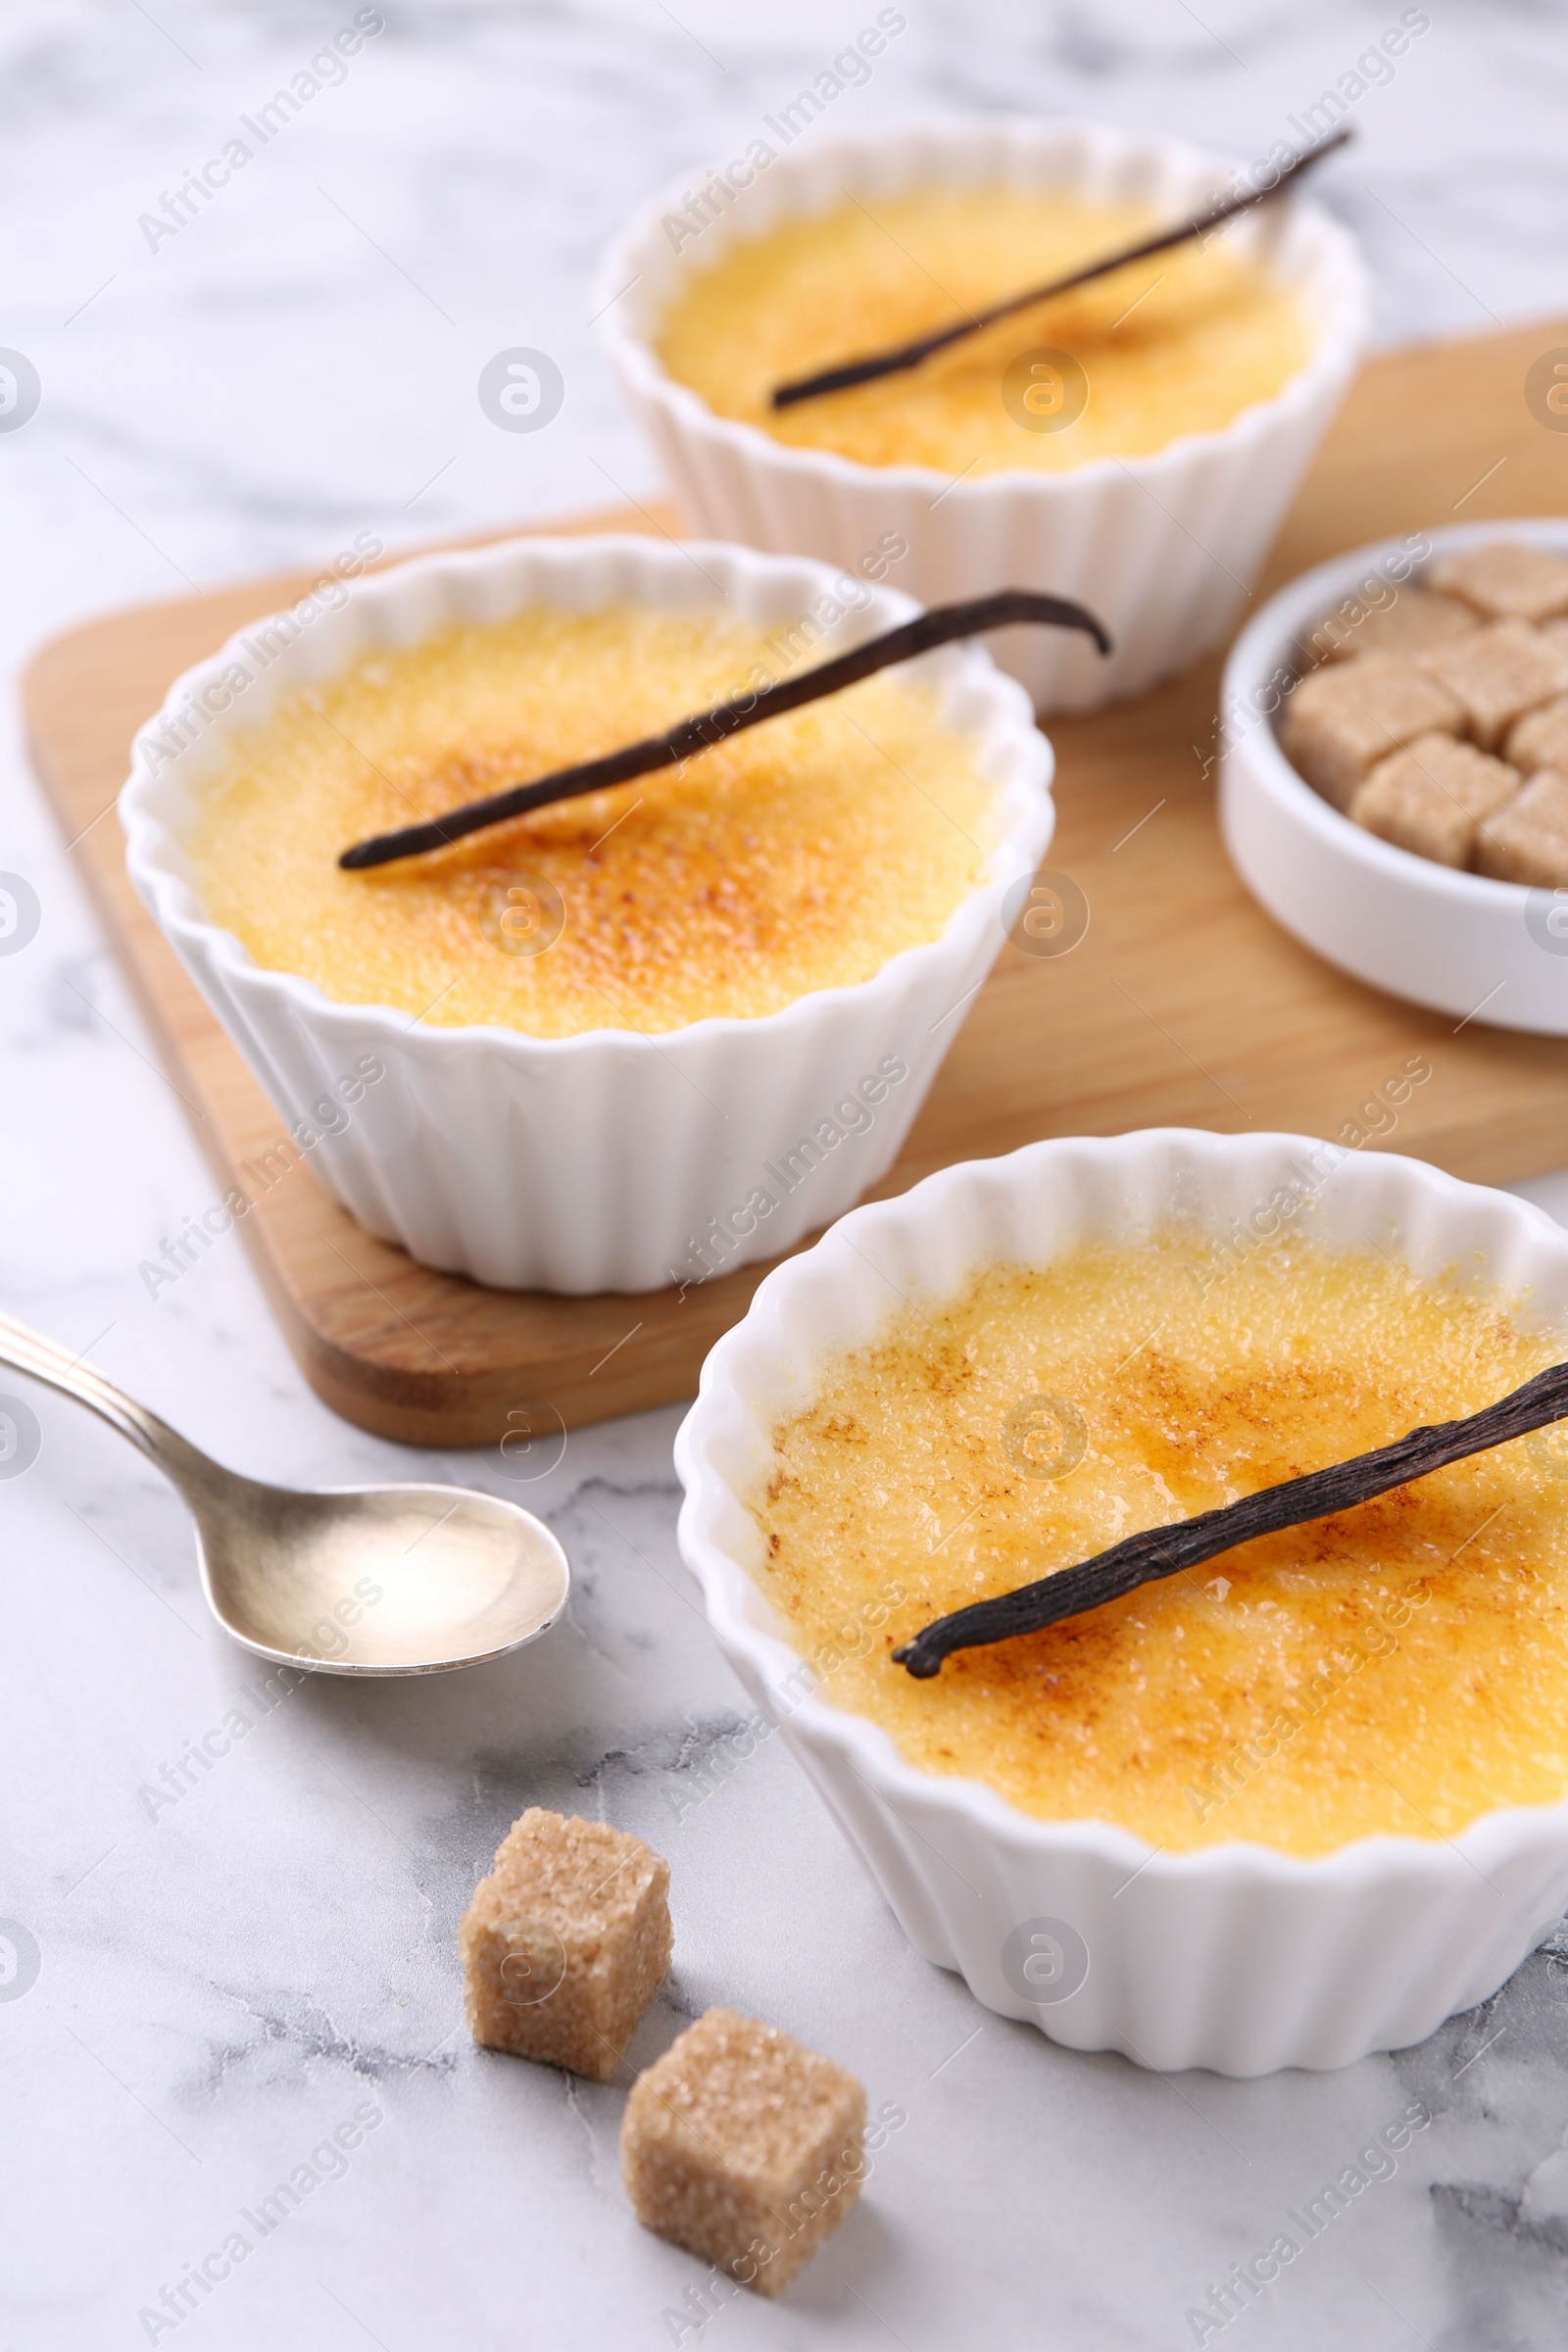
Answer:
[
  {"left": 755, "top": 1230, "right": 1568, "bottom": 1857},
  {"left": 183, "top": 604, "right": 996, "bottom": 1036},
  {"left": 658, "top": 186, "right": 1313, "bottom": 475}
]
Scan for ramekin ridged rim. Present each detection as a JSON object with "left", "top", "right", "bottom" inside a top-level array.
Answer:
[
  {"left": 594, "top": 112, "right": 1372, "bottom": 506},
  {"left": 119, "top": 531, "right": 1053, "bottom": 1068},
  {"left": 674, "top": 1129, "right": 1568, "bottom": 1892}
]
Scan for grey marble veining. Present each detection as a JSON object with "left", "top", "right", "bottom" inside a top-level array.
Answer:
[{"left": 7, "top": 3, "right": 1568, "bottom": 2346}]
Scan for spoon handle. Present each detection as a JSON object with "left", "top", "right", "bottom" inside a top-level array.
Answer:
[{"left": 0, "top": 1307, "right": 211, "bottom": 1489}]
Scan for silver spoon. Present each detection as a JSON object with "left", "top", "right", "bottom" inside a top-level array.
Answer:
[{"left": 0, "top": 1308, "right": 570, "bottom": 1675}]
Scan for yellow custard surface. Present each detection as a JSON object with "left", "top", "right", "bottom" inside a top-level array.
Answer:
[
  {"left": 658, "top": 185, "right": 1313, "bottom": 474},
  {"left": 183, "top": 604, "right": 996, "bottom": 1037},
  {"left": 754, "top": 1231, "right": 1568, "bottom": 1856}
]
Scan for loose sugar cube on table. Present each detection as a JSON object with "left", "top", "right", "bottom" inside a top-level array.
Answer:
[
  {"left": 1349, "top": 733, "right": 1520, "bottom": 867},
  {"left": 1432, "top": 540, "right": 1568, "bottom": 625},
  {"left": 1473, "top": 768, "right": 1568, "bottom": 886},
  {"left": 621, "top": 2006, "right": 866, "bottom": 2296},
  {"left": 1420, "top": 622, "right": 1568, "bottom": 752},
  {"left": 1279, "top": 655, "right": 1462, "bottom": 809},
  {"left": 460, "top": 1808, "right": 672, "bottom": 2082}
]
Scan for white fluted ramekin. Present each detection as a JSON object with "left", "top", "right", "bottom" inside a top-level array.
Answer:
[
  {"left": 675, "top": 1129, "right": 1568, "bottom": 2076},
  {"left": 120, "top": 535, "right": 1052, "bottom": 1294},
  {"left": 1221, "top": 519, "right": 1568, "bottom": 1035},
  {"left": 597, "top": 117, "right": 1370, "bottom": 713}
]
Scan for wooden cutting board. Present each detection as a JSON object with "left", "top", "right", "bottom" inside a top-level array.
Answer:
[{"left": 21, "top": 318, "right": 1568, "bottom": 1446}]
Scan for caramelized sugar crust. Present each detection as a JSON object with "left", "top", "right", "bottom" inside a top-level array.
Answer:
[
  {"left": 659, "top": 186, "right": 1313, "bottom": 474},
  {"left": 185, "top": 604, "right": 995, "bottom": 1037},
  {"left": 755, "top": 1231, "right": 1568, "bottom": 1855}
]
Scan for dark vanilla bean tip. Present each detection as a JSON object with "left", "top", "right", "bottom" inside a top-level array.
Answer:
[
  {"left": 338, "top": 588, "right": 1111, "bottom": 871},
  {"left": 340, "top": 825, "right": 455, "bottom": 871},
  {"left": 893, "top": 1356, "right": 1568, "bottom": 1677},
  {"left": 890, "top": 1637, "right": 944, "bottom": 1681},
  {"left": 771, "top": 341, "right": 942, "bottom": 409}
]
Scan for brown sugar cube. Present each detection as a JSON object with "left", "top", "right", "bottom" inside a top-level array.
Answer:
[
  {"left": 460, "top": 1808, "right": 671, "bottom": 2082},
  {"left": 1473, "top": 768, "right": 1568, "bottom": 886},
  {"left": 621, "top": 2007, "right": 866, "bottom": 2296},
  {"left": 1418, "top": 622, "right": 1568, "bottom": 752},
  {"left": 1279, "top": 655, "right": 1463, "bottom": 809},
  {"left": 1432, "top": 540, "right": 1568, "bottom": 624},
  {"left": 1307, "top": 583, "right": 1479, "bottom": 665},
  {"left": 1539, "top": 616, "right": 1568, "bottom": 658},
  {"left": 1349, "top": 733, "right": 1521, "bottom": 867},
  {"left": 1505, "top": 692, "right": 1568, "bottom": 775}
]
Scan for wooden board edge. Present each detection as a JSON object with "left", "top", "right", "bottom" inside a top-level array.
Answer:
[{"left": 16, "top": 499, "right": 666, "bottom": 728}]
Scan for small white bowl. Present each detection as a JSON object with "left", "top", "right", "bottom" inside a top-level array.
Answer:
[
  {"left": 120, "top": 535, "right": 1053, "bottom": 1295},
  {"left": 596, "top": 116, "right": 1370, "bottom": 713},
  {"left": 1221, "top": 518, "right": 1568, "bottom": 1035},
  {"left": 674, "top": 1129, "right": 1568, "bottom": 2076}
]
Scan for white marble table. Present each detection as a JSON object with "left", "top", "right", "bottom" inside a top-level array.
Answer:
[{"left": 6, "top": 5, "right": 1568, "bottom": 2345}]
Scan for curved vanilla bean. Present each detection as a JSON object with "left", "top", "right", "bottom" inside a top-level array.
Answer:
[
  {"left": 770, "top": 126, "right": 1351, "bottom": 411},
  {"left": 338, "top": 588, "right": 1109, "bottom": 870},
  {"left": 893, "top": 1357, "right": 1568, "bottom": 1679}
]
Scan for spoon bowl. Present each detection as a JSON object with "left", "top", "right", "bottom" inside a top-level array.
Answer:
[
  {"left": 0, "top": 1309, "right": 569, "bottom": 1675},
  {"left": 197, "top": 1476, "right": 570, "bottom": 1674}
]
